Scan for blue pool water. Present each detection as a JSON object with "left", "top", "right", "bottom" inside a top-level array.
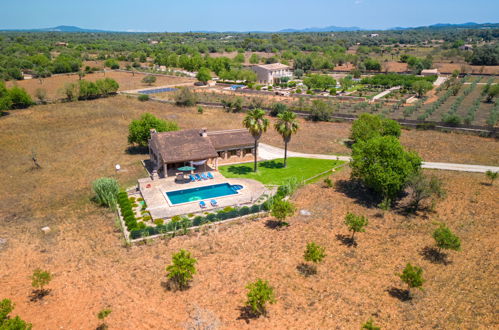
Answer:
[
  {"left": 138, "top": 87, "right": 177, "bottom": 94},
  {"left": 166, "top": 183, "right": 240, "bottom": 205}
]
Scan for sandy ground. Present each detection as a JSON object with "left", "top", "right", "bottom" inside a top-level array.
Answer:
[{"left": 0, "top": 97, "right": 498, "bottom": 328}]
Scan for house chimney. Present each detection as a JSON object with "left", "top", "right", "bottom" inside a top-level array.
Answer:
[{"left": 200, "top": 128, "right": 208, "bottom": 137}]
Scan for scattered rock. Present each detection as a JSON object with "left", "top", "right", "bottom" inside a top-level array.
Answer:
[
  {"left": 41, "top": 226, "right": 51, "bottom": 234},
  {"left": 0, "top": 238, "right": 6, "bottom": 248},
  {"left": 300, "top": 209, "right": 312, "bottom": 216}
]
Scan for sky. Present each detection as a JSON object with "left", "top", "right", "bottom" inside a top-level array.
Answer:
[{"left": 0, "top": 0, "right": 498, "bottom": 32}]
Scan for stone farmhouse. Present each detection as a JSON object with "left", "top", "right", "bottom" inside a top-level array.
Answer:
[{"left": 148, "top": 128, "right": 255, "bottom": 178}]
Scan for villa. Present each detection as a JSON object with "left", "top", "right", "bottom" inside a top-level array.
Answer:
[
  {"left": 148, "top": 128, "right": 255, "bottom": 178},
  {"left": 137, "top": 128, "right": 267, "bottom": 219},
  {"left": 251, "top": 63, "right": 293, "bottom": 85}
]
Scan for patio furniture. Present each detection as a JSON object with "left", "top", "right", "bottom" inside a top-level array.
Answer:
[
  {"left": 195, "top": 174, "right": 202, "bottom": 181},
  {"left": 210, "top": 199, "right": 218, "bottom": 207},
  {"left": 189, "top": 174, "right": 196, "bottom": 182},
  {"left": 199, "top": 201, "right": 207, "bottom": 208},
  {"left": 201, "top": 173, "right": 208, "bottom": 180},
  {"left": 207, "top": 172, "right": 214, "bottom": 179}
]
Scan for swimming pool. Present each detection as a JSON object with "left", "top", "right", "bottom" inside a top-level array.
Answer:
[{"left": 166, "top": 183, "right": 241, "bottom": 205}]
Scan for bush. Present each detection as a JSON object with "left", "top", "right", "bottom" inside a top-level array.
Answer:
[
  {"left": 239, "top": 206, "right": 250, "bottom": 216},
  {"left": 270, "top": 198, "right": 295, "bottom": 225},
  {"left": 304, "top": 242, "right": 326, "bottom": 264},
  {"left": 138, "top": 94, "right": 149, "bottom": 101},
  {"left": 351, "top": 136, "right": 422, "bottom": 203},
  {"left": 92, "top": 178, "right": 120, "bottom": 209},
  {"left": 128, "top": 113, "right": 179, "bottom": 146},
  {"left": 309, "top": 100, "right": 335, "bottom": 122},
  {"left": 192, "top": 216, "right": 204, "bottom": 226},
  {"left": 398, "top": 263, "right": 425, "bottom": 295},
  {"left": 142, "top": 75, "right": 156, "bottom": 86},
  {"left": 31, "top": 268, "right": 52, "bottom": 292},
  {"left": 0, "top": 298, "right": 32, "bottom": 329},
  {"left": 344, "top": 213, "right": 368, "bottom": 241},
  {"left": 270, "top": 103, "right": 288, "bottom": 117},
  {"left": 433, "top": 224, "right": 461, "bottom": 252},
  {"left": 166, "top": 250, "right": 197, "bottom": 290},
  {"left": 245, "top": 279, "right": 275, "bottom": 316},
  {"left": 174, "top": 87, "right": 197, "bottom": 106},
  {"left": 351, "top": 113, "right": 401, "bottom": 142},
  {"left": 442, "top": 114, "right": 462, "bottom": 126},
  {"left": 8, "top": 86, "right": 33, "bottom": 109},
  {"left": 197, "top": 106, "right": 203, "bottom": 114}
]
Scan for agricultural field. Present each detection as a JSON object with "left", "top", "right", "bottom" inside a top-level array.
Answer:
[
  {"left": 5, "top": 71, "right": 195, "bottom": 101},
  {"left": 0, "top": 96, "right": 497, "bottom": 328}
]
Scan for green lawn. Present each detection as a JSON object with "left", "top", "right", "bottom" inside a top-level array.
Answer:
[{"left": 219, "top": 157, "right": 344, "bottom": 185}]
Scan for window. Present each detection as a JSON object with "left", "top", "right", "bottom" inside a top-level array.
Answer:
[{"left": 229, "top": 150, "right": 238, "bottom": 157}]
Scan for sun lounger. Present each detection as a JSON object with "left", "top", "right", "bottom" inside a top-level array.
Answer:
[
  {"left": 189, "top": 174, "right": 196, "bottom": 182},
  {"left": 207, "top": 172, "right": 214, "bottom": 179},
  {"left": 210, "top": 199, "right": 218, "bottom": 207},
  {"left": 201, "top": 173, "right": 208, "bottom": 180},
  {"left": 199, "top": 201, "right": 207, "bottom": 208},
  {"left": 195, "top": 174, "right": 202, "bottom": 181}
]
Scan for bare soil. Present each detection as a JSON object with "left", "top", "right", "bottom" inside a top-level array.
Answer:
[{"left": 0, "top": 97, "right": 497, "bottom": 329}]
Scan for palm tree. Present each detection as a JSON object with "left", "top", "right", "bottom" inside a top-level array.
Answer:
[
  {"left": 243, "top": 108, "right": 269, "bottom": 172},
  {"left": 274, "top": 111, "right": 299, "bottom": 168}
]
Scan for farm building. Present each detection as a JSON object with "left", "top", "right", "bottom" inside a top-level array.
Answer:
[
  {"left": 251, "top": 63, "right": 293, "bottom": 84},
  {"left": 148, "top": 128, "right": 255, "bottom": 178},
  {"left": 421, "top": 69, "right": 440, "bottom": 76}
]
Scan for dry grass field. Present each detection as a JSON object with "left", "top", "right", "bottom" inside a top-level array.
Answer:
[
  {"left": 5, "top": 71, "right": 195, "bottom": 100},
  {"left": 0, "top": 96, "right": 497, "bottom": 329}
]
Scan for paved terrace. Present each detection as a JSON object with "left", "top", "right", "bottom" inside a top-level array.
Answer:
[{"left": 138, "top": 172, "right": 267, "bottom": 219}]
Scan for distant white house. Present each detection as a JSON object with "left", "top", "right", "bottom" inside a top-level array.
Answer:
[
  {"left": 251, "top": 63, "right": 293, "bottom": 85},
  {"left": 369, "top": 33, "right": 379, "bottom": 38},
  {"left": 421, "top": 69, "right": 439, "bottom": 76}
]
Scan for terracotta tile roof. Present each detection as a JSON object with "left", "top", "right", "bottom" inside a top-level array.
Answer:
[
  {"left": 150, "top": 129, "right": 254, "bottom": 164},
  {"left": 150, "top": 129, "right": 218, "bottom": 164},
  {"left": 207, "top": 129, "right": 255, "bottom": 150}
]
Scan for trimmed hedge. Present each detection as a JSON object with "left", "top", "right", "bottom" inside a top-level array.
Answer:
[
  {"left": 118, "top": 191, "right": 139, "bottom": 231},
  {"left": 130, "top": 203, "right": 268, "bottom": 239}
]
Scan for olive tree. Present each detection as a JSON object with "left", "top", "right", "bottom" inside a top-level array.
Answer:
[
  {"left": 166, "top": 250, "right": 197, "bottom": 290},
  {"left": 270, "top": 198, "right": 295, "bottom": 226},
  {"left": 245, "top": 279, "right": 275, "bottom": 317},
  {"left": 433, "top": 224, "right": 461, "bottom": 253},
  {"left": 398, "top": 263, "right": 425, "bottom": 297},
  {"left": 344, "top": 213, "right": 368, "bottom": 241},
  {"left": 142, "top": 75, "right": 156, "bottom": 86}
]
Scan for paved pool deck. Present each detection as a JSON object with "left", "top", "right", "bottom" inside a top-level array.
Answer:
[{"left": 138, "top": 172, "right": 267, "bottom": 219}]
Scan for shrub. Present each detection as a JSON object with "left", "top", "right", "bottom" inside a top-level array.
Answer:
[
  {"left": 35, "top": 88, "right": 47, "bottom": 103},
  {"left": 245, "top": 279, "right": 275, "bottom": 317},
  {"left": 270, "top": 103, "right": 288, "bottom": 117},
  {"left": 309, "top": 99, "right": 335, "bottom": 121},
  {"left": 206, "top": 213, "right": 217, "bottom": 222},
  {"left": 351, "top": 113, "right": 401, "bottom": 142},
  {"left": 143, "top": 216, "right": 152, "bottom": 222},
  {"left": 433, "top": 224, "right": 461, "bottom": 252},
  {"left": 138, "top": 94, "right": 149, "bottom": 101},
  {"left": 197, "top": 106, "right": 203, "bottom": 114},
  {"left": 485, "top": 170, "right": 498, "bottom": 185},
  {"left": 251, "top": 204, "right": 261, "bottom": 213},
  {"left": 0, "top": 298, "right": 32, "bottom": 329},
  {"left": 323, "top": 178, "right": 333, "bottom": 188},
  {"left": 405, "top": 173, "right": 445, "bottom": 212},
  {"left": 92, "top": 178, "right": 120, "bottom": 209},
  {"left": 166, "top": 250, "right": 197, "bottom": 290},
  {"left": 362, "top": 318, "right": 381, "bottom": 330},
  {"left": 398, "top": 263, "right": 425, "bottom": 296},
  {"left": 442, "top": 114, "right": 462, "bottom": 126},
  {"left": 270, "top": 199, "right": 295, "bottom": 225},
  {"left": 304, "top": 242, "right": 326, "bottom": 264},
  {"left": 129, "top": 196, "right": 136, "bottom": 202},
  {"left": 8, "top": 86, "right": 33, "bottom": 109},
  {"left": 193, "top": 216, "right": 204, "bottom": 226},
  {"left": 174, "top": 87, "right": 197, "bottom": 106},
  {"left": 137, "top": 222, "right": 147, "bottom": 230},
  {"left": 344, "top": 213, "right": 369, "bottom": 241},
  {"left": 239, "top": 206, "right": 250, "bottom": 216},
  {"left": 31, "top": 269, "right": 52, "bottom": 292},
  {"left": 97, "top": 309, "right": 112, "bottom": 330},
  {"left": 142, "top": 75, "right": 156, "bottom": 86}
]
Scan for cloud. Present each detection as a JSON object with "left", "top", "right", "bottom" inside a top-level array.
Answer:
[{"left": 354, "top": 0, "right": 363, "bottom": 4}]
